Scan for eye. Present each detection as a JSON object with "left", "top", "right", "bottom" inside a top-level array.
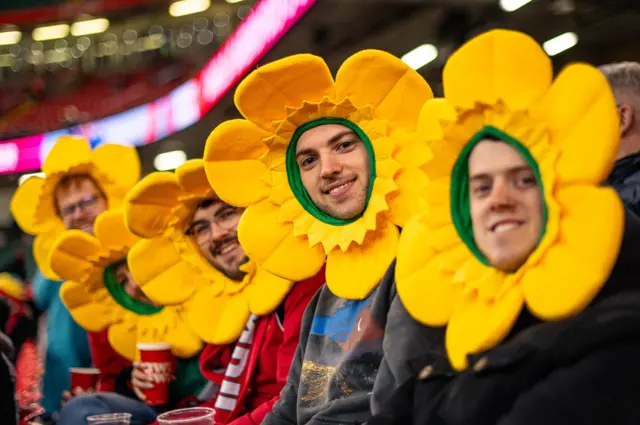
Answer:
[
  {"left": 193, "top": 222, "right": 209, "bottom": 236},
  {"left": 300, "top": 156, "right": 317, "bottom": 168},
  {"left": 217, "top": 207, "right": 236, "bottom": 219},
  {"left": 472, "top": 183, "right": 491, "bottom": 197},
  {"left": 515, "top": 172, "right": 538, "bottom": 189},
  {"left": 337, "top": 140, "right": 357, "bottom": 152}
]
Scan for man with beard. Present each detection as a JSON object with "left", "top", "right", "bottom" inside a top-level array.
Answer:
[
  {"left": 118, "top": 158, "right": 326, "bottom": 425},
  {"left": 10, "top": 136, "right": 140, "bottom": 419}
]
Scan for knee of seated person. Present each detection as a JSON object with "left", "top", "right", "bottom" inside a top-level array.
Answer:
[{"left": 57, "top": 393, "right": 111, "bottom": 421}]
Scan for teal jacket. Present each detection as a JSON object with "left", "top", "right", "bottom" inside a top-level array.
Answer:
[{"left": 32, "top": 271, "right": 92, "bottom": 416}]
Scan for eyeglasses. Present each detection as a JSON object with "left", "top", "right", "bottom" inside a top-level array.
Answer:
[
  {"left": 186, "top": 206, "right": 242, "bottom": 244},
  {"left": 59, "top": 194, "right": 103, "bottom": 219}
]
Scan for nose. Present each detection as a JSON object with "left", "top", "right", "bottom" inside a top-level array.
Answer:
[
  {"left": 488, "top": 178, "right": 515, "bottom": 211},
  {"left": 210, "top": 221, "right": 230, "bottom": 242},
  {"left": 320, "top": 153, "right": 342, "bottom": 179},
  {"left": 71, "top": 205, "right": 86, "bottom": 221}
]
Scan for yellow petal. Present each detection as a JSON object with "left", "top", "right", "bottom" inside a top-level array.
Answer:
[
  {"left": 34, "top": 231, "right": 63, "bottom": 280},
  {"left": 212, "top": 294, "right": 251, "bottom": 345},
  {"left": 152, "top": 308, "right": 204, "bottom": 358},
  {"left": 417, "top": 98, "right": 456, "bottom": 141},
  {"left": 204, "top": 119, "right": 271, "bottom": 207},
  {"left": 50, "top": 230, "right": 102, "bottom": 282},
  {"left": 523, "top": 186, "right": 623, "bottom": 320},
  {"left": 396, "top": 214, "right": 456, "bottom": 326},
  {"left": 188, "top": 290, "right": 228, "bottom": 344},
  {"left": 94, "top": 210, "right": 138, "bottom": 253},
  {"left": 127, "top": 238, "right": 198, "bottom": 305},
  {"left": 446, "top": 282, "right": 524, "bottom": 371},
  {"left": 0, "top": 274, "right": 25, "bottom": 301},
  {"left": 125, "top": 173, "right": 183, "bottom": 238},
  {"left": 42, "top": 136, "right": 91, "bottom": 175},
  {"left": 248, "top": 268, "right": 295, "bottom": 316},
  {"left": 11, "top": 176, "right": 48, "bottom": 235},
  {"left": 91, "top": 143, "right": 141, "bottom": 189},
  {"left": 335, "top": 50, "right": 433, "bottom": 131},
  {"left": 60, "top": 282, "right": 114, "bottom": 332},
  {"left": 530, "top": 64, "right": 619, "bottom": 185},
  {"left": 326, "top": 221, "right": 398, "bottom": 300},
  {"left": 443, "top": 29, "right": 552, "bottom": 111},
  {"left": 234, "top": 54, "right": 334, "bottom": 130},
  {"left": 238, "top": 199, "right": 326, "bottom": 281},
  {"left": 175, "top": 159, "right": 213, "bottom": 198},
  {"left": 386, "top": 167, "right": 430, "bottom": 227},
  {"left": 108, "top": 320, "right": 139, "bottom": 361}
]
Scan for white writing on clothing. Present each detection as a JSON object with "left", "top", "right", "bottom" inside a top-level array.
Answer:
[{"left": 215, "top": 314, "right": 258, "bottom": 412}]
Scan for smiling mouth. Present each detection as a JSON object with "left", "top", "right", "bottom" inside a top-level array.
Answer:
[
  {"left": 323, "top": 178, "right": 356, "bottom": 197},
  {"left": 214, "top": 240, "right": 238, "bottom": 257},
  {"left": 490, "top": 220, "right": 524, "bottom": 233}
]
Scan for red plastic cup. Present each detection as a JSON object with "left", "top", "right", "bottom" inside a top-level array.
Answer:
[
  {"left": 70, "top": 367, "right": 101, "bottom": 392},
  {"left": 137, "top": 342, "right": 173, "bottom": 406},
  {"left": 157, "top": 407, "right": 215, "bottom": 425}
]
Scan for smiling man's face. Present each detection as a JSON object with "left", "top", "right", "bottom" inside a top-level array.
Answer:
[
  {"left": 188, "top": 199, "right": 247, "bottom": 281},
  {"left": 295, "top": 124, "right": 370, "bottom": 220},
  {"left": 468, "top": 140, "right": 543, "bottom": 272}
]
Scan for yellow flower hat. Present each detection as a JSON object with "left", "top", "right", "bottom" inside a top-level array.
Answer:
[
  {"left": 10, "top": 136, "right": 141, "bottom": 280},
  {"left": 124, "top": 159, "right": 293, "bottom": 345},
  {"left": 49, "top": 209, "right": 203, "bottom": 360},
  {"left": 0, "top": 273, "right": 26, "bottom": 302},
  {"left": 204, "top": 50, "right": 433, "bottom": 300},
  {"left": 396, "top": 29, "right": 624, "bottom": 371}
]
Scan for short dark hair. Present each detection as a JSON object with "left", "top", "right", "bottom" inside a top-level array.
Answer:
[{"left": 195, "top": 198, "right": 218, "bottom": 211}]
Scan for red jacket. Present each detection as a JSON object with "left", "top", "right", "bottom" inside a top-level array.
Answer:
[
  {"left": 87, "top": 330, "right": 131, "bottom": 392},
  {"left": 200, "top": 268, "right": 325, "bottom": 425}
]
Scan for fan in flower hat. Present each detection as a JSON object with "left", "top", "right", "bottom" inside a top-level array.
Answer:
[
  {"left": 396, "top": 29, "right": 624, "bottom": 370},
  {"left": 10, "top": 136, "right": 140, "bottom": 279},
  {"left": 204, "top": 49, "right": 434, "bottom": 300},
  {"left": 124, "top": 159, "right": 293, "bottom": 345},
  {"left": 50, "top": 208, "right": 203, "bottom": 360}
]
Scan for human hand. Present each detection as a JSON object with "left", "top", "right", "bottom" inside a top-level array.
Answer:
[{"left": 131, "top": 361, "right": 154, "bottom": 401}]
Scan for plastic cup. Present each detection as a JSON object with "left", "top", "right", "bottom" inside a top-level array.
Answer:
[
  {"left": 70, "top": 367, "right": 101, "bottom": 392},
  {"left": 137, "top": 342, "right": 173, "bottom": 406},
  {"left": 87, "top": 413, "right": 132, "bottom": 424},
  {"left": 157, "top": 407, "right": 215, "bottom": 425}
]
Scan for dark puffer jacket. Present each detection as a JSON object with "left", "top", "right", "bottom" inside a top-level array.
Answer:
[
  {"left": 607, "top": 153, "right": 640, "bottom": 215},
  {"left": 369, "top": 208, "right": 640, "bottom": 425},
  {"left": 0, "top": 331, "right": 17, "bottom": 425}
]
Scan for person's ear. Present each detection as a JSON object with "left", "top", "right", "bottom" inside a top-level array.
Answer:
[{"left": 618, "top": 103, "right": 635, "bottom": 137}]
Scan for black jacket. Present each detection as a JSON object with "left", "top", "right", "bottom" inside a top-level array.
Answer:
[
  {"left": 607, "top": 153, "right": 640, "bottom": 215},
  {"left": 0, "top": 331, "right": 17, "bottom": 425},
  {"left": 369, "top": 208, "right": 640, "bottom": 425}
]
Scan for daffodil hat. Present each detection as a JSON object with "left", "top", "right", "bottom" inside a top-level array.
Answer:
[
  {"left": 0, "top": 273, "right": 26, "bottom": 302},
  {"left": 204, "top": 49, "right": 434, "bottom": 300},
  {"left": 396, "top": 29, "right": 624, "bottom": 371},
  {"left": 50, "top": 208, "right": 203, "bottom": 360},
  {"left": 124, "top": 159, "right": 293, "bottom": 345},
  {"left": 10, "top": 136, "right": 141, "bottom": 280}
]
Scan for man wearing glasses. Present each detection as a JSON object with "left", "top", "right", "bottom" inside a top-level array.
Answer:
[
  {"left": 185, "top": 199, "right": 248, "bottom": 282},
  {"left": 61, "top": 159, "right": 325, "bottom": 425},
  {"left": 10, "top": 136, "right": 141, "bottom": 420}
]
